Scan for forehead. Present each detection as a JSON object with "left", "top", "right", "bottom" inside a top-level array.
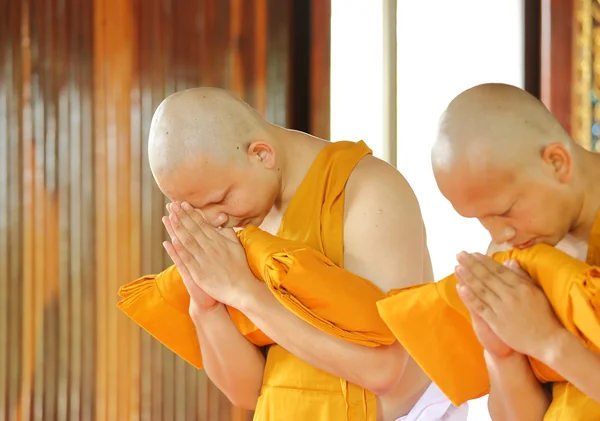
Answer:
[
  {"left": 157, "top": 161, "right": 236, "bottom": 204},
  {"left": 440, "top": 166, "right": 519, "bottom": 218}
]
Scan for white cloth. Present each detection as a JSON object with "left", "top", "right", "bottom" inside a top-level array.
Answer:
[{"left": 396, "top": 382, "right": 469, "bottom": 421}]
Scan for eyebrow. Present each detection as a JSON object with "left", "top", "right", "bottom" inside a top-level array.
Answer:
[{"left": 200, "top": 188, "right": 229, "bottom": 207}]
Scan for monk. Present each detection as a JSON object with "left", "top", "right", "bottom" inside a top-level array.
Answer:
[
  {"left": 140, "top": 87, "right": 466, "bottom": 420},
  {"left": 430, "top": 83, "right": 600, "bottom": 419}
]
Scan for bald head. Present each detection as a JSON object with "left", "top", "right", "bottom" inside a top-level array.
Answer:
[
  {"left": 431, "top": 83, "right": 573, "bottom": 175},
  {"left": 148, "top": 87, "right": 271, "bottom": 179},
  {"left": 430, "top": 83, "right": 584, "bottom": 247}
]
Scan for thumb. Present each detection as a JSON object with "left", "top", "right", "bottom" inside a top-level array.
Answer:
[
  {"left": 218, "top": 227, "right": 239, "bottom": 242},
  {"left": 504, "top": 259, "right": 531, "bottom": 280}
]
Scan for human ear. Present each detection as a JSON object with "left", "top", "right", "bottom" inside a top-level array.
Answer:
[
  {"left": 541, "top": 143, "right": 572, "bottom": 183},
  {"left": 247, "top": 140, "right": 276, "bottom": 168}
]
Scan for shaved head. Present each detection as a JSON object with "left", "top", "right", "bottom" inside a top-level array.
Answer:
[
  {"left": 431, "top": 83, "right": 585, "bottom": 247},
  {"left": 147, "top": 87, "right": 281, "bottom": 229},
  {"left": 432, "top": 83, "right": 573, "bottom": 174},
  {"left": 148, "top": 87, "right": 271, "bottom": 178}
]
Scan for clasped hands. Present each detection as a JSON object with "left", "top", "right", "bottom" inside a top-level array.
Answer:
[
  {"left": 454, "top": 251, "right": 565, "bottom": 361},
  {"left": 161, "top": 200, "right": 567, "bottom": 361},
  {"left": 161, "top": 201, "right": 260, "bottom": 314}
]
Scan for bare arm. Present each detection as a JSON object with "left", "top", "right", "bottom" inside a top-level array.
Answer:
[
  {"left": 485, "top": 351, "right": 550, "bottom": 421},
  {"left": 486, "top": 241, "right": 600, "bottom": 405},
  {"left": 236, "top": 157, "right": 431, "bottom": 395},
  {"left": 190, "top": 304, "right": 265, "bottom": 410},
  {"left": 482, "top": 243, "right": 550, "bottom": 419},
  {"left": 164, "top": 211, "right": 265, "bottom": 410},
  {"left": 536, "top": 327, "right": 600, "bottom": 403}
]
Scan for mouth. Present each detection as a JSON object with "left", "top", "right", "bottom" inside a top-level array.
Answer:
[
  {"left": 514, "top": 239, "right": 536, "bottom": 249},
  {"left": 233, "top": 219, "right": 250, "bottom": 229}
]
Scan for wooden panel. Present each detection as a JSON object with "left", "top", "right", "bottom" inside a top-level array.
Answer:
[
  {"left": 571, "top": 0, "right": 600, "bottom": 151},
  {"left": 310, "top": 0, "right": 331, "bottom": 139},
  {"left": 524, "top": 0, "right": 541, "bottom": 99},
  {"left": 540, "top": 0, "right": 574, "bottom": 135},
  {"left": 1, "top": 0, "right": 331, "bottom": 420}
]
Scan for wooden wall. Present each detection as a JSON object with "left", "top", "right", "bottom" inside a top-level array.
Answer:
[
  {"left": 0, "top": 0, "right": 331, "bottom": 420},
  {"left": 540, "top": 0, "right": 600, "bottom": 152},
  {"left": 540, "top": 0, "right": 574, "bottom": 137}
]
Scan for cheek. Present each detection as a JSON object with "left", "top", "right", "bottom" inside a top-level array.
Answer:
[
  {"left": 512, "top": 201, "right": 560, "bottom": 235},
  {"left": 228, "top": 189, "right": 266, "bottom": 216}
]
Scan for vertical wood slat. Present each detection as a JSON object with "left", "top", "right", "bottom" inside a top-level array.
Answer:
[
  {"left": 310, "top": 0, "right": 331, "bottom": 140},
  {"left": 67, "top": 0, "right": 84, "bottom": 418},
  {"left": 0, "top": 1, "right": 10, "bottom": 420},
  {"left": 0, "top": 0, "right": 8, "bottom": 419},
  {"left": 20, "top": 0, "right": 35, "bottom": 420},
  {"left": 1, "top": 1, "right": 331, "bottom": 420},
  {"left": 80, "top": 1, "right": 96, "bottom": 419},
  {"left": 540, "top": 0, "right": 574, "bottom": 135},
  {"left": 266, "top": 0, "right": 291, "bottom": 127}
]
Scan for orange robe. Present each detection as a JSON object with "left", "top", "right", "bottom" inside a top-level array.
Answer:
[
  {"left": 377, "top": 213, "right": 600, "bottom": 420},
  {"left": 118, "top": 141, "right": 385, "bottom": 420}
]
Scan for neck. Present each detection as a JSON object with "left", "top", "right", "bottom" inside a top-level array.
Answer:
[
  {"left": 272, "top": 126, "right": 329, "bottom": 212},
  {"left": 571, "top": 149, "right": 600, "bottom": 241}
]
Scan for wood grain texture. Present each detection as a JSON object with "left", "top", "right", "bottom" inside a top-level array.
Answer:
[
  {"left": 0, "top": 0, "right": 331, "bottom": 419},
  {"left": 540, "top": 0, "right": 574, "bottom": 135}
]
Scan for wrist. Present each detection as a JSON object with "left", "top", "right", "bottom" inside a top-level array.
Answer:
[
  {"left": 234, "top": 279, "right": 269, "bottom": 314},
  {"left": 189, "top": 301, "right": 225, "bottom": 321},
  {"left": 534, "top": 326, "right": 574, "bottom": 366},
  {"left": 484, "top": 349, "right": 525, "bottom": 366}
]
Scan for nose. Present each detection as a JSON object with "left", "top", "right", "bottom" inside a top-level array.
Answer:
[
  {"left": 201, "top": 209, "right": 228, "bottom": 228},
  {"left": 479, "top": 217, "right": 516, "bottom": 244}
]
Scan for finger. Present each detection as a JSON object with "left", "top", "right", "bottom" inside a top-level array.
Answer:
[
  {"left": 162, "top": 241, "right": 201, "bottom": 293},
  {"left": 169, "top": 204, "right": 211, "bottom": 252},
  {"left": 170, "top": 235, "right": 208, "bottom": 280},
  {"left": 217, "top": 227, "right": 240, "bottom": 243},
  {"left": 454, "top": 258, "right": 500, "bottom": 304},
  {"left": 162, "top": 216, "right": 176, "bottom": 240},
  {"left": 179, "top": 201, "right": 223, "bottom": 242},
  {"left": 503, "top": 260, "right": 534, "bottom": 282},
  {"left": 456, "top": 284, "right": 496, "bottom": 321},
  {"left": 469, "top": 252, "right": 521, "bottom": 288}
]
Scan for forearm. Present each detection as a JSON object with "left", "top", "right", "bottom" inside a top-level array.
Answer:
[
  {"left": 485, "top": 351, "right": 550, "bottom": 421},
  {"left": 236, "top": 282, "right": 406, "bottom": 395},
  {"left": 191, "top": 303, "right": 265, "bottom": 409},
  {"left": 537, "top": 328, "right": 600, "bottom": 403}
]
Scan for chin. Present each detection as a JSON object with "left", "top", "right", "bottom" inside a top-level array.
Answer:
[{"left": 534, "top": 237, "right": 561, "bottom": 247}]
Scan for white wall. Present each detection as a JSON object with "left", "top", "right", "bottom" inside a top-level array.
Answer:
[
  {"left": 331, "top": 1, "right": 524, "bottom": 420},
  {"left": 396, "top": 1, "right": 524, "bottom": 419},
  {"left": 330, "top": 0, "right": 384, "bottom": 159}
]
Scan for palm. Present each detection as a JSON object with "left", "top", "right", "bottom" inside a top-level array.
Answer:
[
  {"left": 471, "top": 312, "right": 513, "bottom": 358},
  {"left": 187, "top": 281, "right": 219, "bottom": 312}
]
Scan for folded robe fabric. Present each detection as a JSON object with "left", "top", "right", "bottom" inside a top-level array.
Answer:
[
  {"left": 377, "top": 242, "right": 600, "bottom": 408},
  {"left": 118, "top": 225, "right": 395, "bottom": 369},
  {"left": 120, "top": 140, "right": 386, "bottom": 420}
]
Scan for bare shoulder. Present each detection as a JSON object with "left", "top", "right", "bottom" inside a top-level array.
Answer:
[
  {"left": 345, "top": 155, "right": 420, "bottom": 213},
  {"left": 343, "top": 155, "right": 432, "bottom": 292}
]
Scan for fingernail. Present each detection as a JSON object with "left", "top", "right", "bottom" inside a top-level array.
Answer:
[
  {"left": 171, "top": 203, "right": 180, "bottom": 212},
  {"left": 456, "top": 251, "right": 467, "bottom": 261},
  {"left": 182, "top": 202, "right": 192, "bottom": 211}
]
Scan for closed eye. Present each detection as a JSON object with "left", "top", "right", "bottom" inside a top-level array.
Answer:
[
  {"left": 217, "top": 191, "right": 230, "bottom": 205},
  {"left": 499, "top": 205, "right": 513, "bottom": 217}
]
